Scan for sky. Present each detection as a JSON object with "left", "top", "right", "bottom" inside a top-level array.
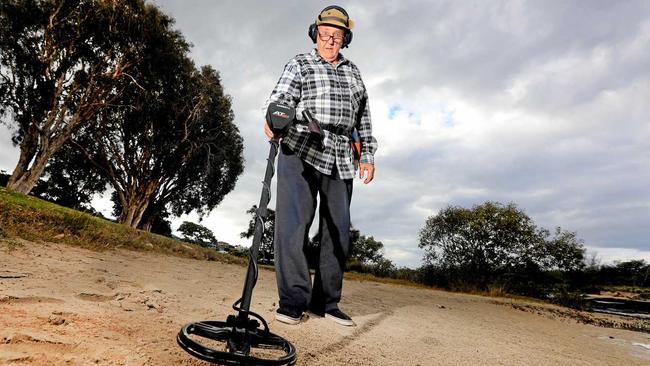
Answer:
[{"left": 1, "top": 0, "right": 649, "bottom": 268}]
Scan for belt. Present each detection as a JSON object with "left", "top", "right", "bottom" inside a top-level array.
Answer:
[{"left": 321, "top": 124, "right": 351, "bottom": 136}]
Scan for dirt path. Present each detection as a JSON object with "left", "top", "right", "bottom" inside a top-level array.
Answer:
[{"left": 1, "top": 240, "right": 649, "bottom": 365}]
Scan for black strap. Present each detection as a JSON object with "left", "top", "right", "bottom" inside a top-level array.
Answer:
[{"left": 321, "top": 124, "right": 350, "bottom": 136}]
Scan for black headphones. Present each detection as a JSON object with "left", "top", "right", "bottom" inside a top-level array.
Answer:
[{"left": 308, "top": 5, "right": 353, "bottom": 48}]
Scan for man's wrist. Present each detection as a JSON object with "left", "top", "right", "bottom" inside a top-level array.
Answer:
[{"left": 360, "top": 154, "right": 374, "bottom": 165}]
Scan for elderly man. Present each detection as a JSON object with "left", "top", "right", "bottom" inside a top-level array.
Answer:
[{"left": 264, "top": 5, "right": 377, "bottom": 327}]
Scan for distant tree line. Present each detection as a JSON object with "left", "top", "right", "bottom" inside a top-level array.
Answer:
[
  {"left": 239, "top": 204, "right": 395, "bottom": 270},
  {"left": 0, "top": 0, "right": 243, "bottom": 235},
  {"left": 578, "top": 258, "right": 649, "bottom": 290},
  {"left": 388, "top": 202, "right": 646, "bottom": 303},
  {"left": 416, "top": 201, "right": 585, "bottom": 297},
  {"left": 238, "top": 200, "right": 649, "bottom": 301},
  {"left": 230, "top": 200, "right": 642, "bottom": 304}
]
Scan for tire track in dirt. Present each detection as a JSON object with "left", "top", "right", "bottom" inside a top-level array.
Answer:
[
  {"left": 304, "top": 310, "right": 394, "bottom": 364},
  {"left": 0, "top": 295, "right": 64, "bottom": 304}
]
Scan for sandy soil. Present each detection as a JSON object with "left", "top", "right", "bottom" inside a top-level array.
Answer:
[{"left": 1, "top": 240, "right": 649, "bottom": 366}]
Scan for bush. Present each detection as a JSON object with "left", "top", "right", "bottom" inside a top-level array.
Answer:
[
  {"left": 551, "top": 290, "right": 590, "bottom": 311},
  {"left": 346, "top": 258, "right": 396, "bottom": 278}
]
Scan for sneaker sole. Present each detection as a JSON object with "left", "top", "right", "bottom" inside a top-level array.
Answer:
[
  {"left": 325, "top": 313, "right": 356, "bottom": 327},
  {"left": 275, "top": 312, "right": 302, "bottom": 325}
]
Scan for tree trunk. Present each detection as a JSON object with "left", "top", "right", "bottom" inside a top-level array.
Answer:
[
  {"left": 140, "top": 219, "right": 153, "bottom": 232},
  {"left": 119, "top": 199, "right": 150, "bottom": 228},
  {"left": 117, "top": 187, "right": 157, "bottom": 228},
  {"left": 138, "top": 210, "right": 160, "bottom": 232},
  {"left": 6, "top": 145, "right": 52, "bottom": 194}
]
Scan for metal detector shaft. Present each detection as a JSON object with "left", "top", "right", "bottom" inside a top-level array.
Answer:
[{"left": 238, "top": 138, "right": 280, "bottom": 316}]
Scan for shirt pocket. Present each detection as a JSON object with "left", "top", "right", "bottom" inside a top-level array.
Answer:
[{"left": 302, "top": 67, "right": 332, "bottom": 100}]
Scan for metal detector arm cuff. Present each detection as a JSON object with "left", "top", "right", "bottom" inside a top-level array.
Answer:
[{"left": 266, "top": 102, "right": 296, "bottom": 138}]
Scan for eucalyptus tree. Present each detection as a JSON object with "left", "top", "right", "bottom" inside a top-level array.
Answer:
[
  {"left": 78, "top": 60, "right": 243, "bottom": 228},
  {"left": 0, "top": 0, "right": 166, "bottom": 194},
  {"left": 178, "top": 221, "right": 218, "bottom": 248}
]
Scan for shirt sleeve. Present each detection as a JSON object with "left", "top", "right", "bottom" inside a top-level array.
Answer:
[
  {"left": 356, "top": 86, "right": 378, "bottom": 165},
  {"left": 263, "top": 58, "right": 302, "bottom": 116}
]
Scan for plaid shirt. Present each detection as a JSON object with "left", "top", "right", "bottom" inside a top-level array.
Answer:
[{"left": 264, "top": 49, "right": 378, "bottom": 180}]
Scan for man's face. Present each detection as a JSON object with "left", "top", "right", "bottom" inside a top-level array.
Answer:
[{"left": 316, "top": 25, "right": 344, "bottom": 62}]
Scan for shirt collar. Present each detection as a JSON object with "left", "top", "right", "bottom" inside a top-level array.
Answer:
[{"left": 311, "top": 48, "right": 348, "bottom": 66}]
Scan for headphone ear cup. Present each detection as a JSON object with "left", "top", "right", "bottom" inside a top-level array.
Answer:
[
  {"left": 308, "top": 23, "right": 317, "bottom": 43},
  {"left": 343, "top": 31, "right": 352, "bottom": 48}
]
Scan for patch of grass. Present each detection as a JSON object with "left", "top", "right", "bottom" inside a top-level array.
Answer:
[
  {"left": 0, "top": 187, "right": 245, "bottom": 265},
  {"left": 344, "top": 271, "right": 432, "bottom": 289},
  {"left": 486, "top": 285, "right": 508, "bottom": 298},
  {"left": 0, "top": 238, "right": 24, "bottom": 252}
]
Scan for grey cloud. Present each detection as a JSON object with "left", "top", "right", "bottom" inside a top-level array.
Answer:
[{"left": 2, "top": 1, "right": 648, "bottom": 267}]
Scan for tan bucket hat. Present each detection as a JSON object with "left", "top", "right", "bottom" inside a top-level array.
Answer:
[{"left": 315, "top": 6, "right": 355, "bottom": 30}]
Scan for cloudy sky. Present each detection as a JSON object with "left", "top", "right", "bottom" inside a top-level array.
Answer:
[{"left": 1, "top": 0, "right": 649, "bottom": 267}]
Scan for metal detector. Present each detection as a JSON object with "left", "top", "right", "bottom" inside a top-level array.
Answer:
[{"left": 177, "top": 102, "right": 321, "bottom": 366}]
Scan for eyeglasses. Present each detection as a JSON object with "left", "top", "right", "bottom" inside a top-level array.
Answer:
[{"left": 317, "top": 31, "right": 344, "bottom": 44}]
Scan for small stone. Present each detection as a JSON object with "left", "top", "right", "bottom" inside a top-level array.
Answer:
[
  {"left": 54, "top": 234, "right": 65, "bottom": 239},
  {"left": 436, "top": 304, "right": 446, "bottom": 309},
  {"left": 48, "top": 315, "right": 65, "bottom": 325},
  {"left": 145, "top": 300, "right": 161, "bottom": 311}
]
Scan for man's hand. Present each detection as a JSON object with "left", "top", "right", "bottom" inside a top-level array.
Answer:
[
  {"left": 263, "top": 120, "right": 274, "bottom": 139},
  {"left": 359, "top": 163, "right": 374, "bottom": 184}
]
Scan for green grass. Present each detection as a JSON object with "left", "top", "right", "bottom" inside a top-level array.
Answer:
[{"left": 0, "top": 187, "right": 245, "bottom": 265}]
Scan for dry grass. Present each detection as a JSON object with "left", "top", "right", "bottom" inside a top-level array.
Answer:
[
  {"left": 343, "top": 271, "right": 432, "bottom": 289},
  {"left": 0, "top": 187, "right": 245, "bottom": 265}
]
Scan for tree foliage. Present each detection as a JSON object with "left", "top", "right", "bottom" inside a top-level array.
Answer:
[
  {"left": 5, "top": 1, "right": 245, "bottom": 229},
  {"left": 0, "top": 0, "right": 164, "bottom": 194},
  {"left": 33, "top": 143, "right": 106, "bottom": 211},
  {"left": 418, "top": 201, "right": 586, "bottom": 292},
  {"left": 307, "top": 225, "right": 392, "bottom": 273},
  {"left": 348, "top": 227, "right": 385, "bottom": 264},
  {"left": 178, "top": 221, "right": 216, "bottom": 248},
  {"left": 241, "top": 205, "right": 275, "bottom": 263},
  {"left": 78, "top": 53, "right": 243, "bottom": 228},
  {"left": 586, "top": 259, "right": 650, "bottom": 288}
]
